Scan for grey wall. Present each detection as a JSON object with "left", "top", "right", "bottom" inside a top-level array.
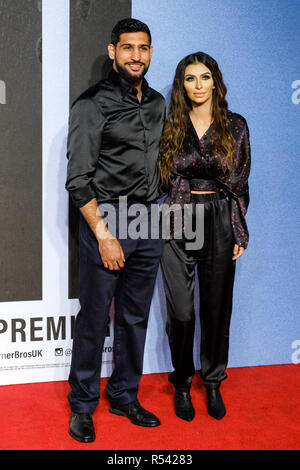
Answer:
[{"left": 0, "top": 0, "right": 42, "bottom": 301}]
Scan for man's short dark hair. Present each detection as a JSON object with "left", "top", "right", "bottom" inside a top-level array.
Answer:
[{"left": 111, "top": 18, "right": 152, "bottom": 45}]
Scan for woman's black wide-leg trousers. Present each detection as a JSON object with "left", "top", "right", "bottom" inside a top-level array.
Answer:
[{"left": 160, "top": 192, "right": 236, "bottom": 389}]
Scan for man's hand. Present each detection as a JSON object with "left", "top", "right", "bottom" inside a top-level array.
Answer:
[
  {"left": 98, "top": 237, "right": 125, "bottom": 270},
  {"left": 80, "top": 198, "right": 126, "bottom": 270},
  {"left": 232, "top": 244, "right": 244, "bottom": 260}
]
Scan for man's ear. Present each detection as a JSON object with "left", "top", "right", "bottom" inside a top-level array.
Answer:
[
  {"left": 107, "top": 43, "right": 115, "bottom": 61},
  {"left": 149, "top": 45, "right": 153, "bottom": 60}
]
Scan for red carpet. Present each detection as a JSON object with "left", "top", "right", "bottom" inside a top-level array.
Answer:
[{"left": 0, "top": 364, "right": 299, "bottom": 451}]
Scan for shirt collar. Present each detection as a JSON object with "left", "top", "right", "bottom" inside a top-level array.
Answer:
[{"left": 107, "top": 68, "right": 149, "bottom": 99}]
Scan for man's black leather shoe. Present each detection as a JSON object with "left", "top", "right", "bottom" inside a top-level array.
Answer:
[
  {"left": 69, "top": 412, "right": 95, "bottom": 443},
  {"left": 174, "top": 388, "right": 195, "bottom": 421},
  {"left": 206, "top": 386, "right": 226, "bottom": 420},
  {"left": 109, "top": 400, "right": 160, "bottom": 427}
]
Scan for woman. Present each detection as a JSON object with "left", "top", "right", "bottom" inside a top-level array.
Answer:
[{"left": 159, "top": 52, "right": 251, "bottom": 421}]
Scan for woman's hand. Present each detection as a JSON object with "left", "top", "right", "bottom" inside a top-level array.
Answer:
[{"left": 232, "top": 244, "right": 244, "bottom": 260}]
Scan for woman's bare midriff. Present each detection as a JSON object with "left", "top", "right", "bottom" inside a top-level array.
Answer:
[{"left": 190, "top": 191, "right": 216, "bottom": 194}]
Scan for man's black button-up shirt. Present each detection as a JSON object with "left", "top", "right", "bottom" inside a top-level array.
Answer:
[{"left": 66, "top": 69, "right": 166, "bottom": 208}]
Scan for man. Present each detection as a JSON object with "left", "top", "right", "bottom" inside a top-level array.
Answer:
[{"left": 65, "top": 19, "right": 166, "bottom": 443}]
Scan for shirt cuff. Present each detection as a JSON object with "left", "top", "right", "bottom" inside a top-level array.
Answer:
[{"left": 69, "top": 185, "right": 96, "bottom": 209}]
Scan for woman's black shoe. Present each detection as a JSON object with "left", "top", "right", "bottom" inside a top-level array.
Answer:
[
  {"left": 206, "top": 386, "right": 226, "bottom": 420},
  {"left": 69, "top": 412, "right": 95, "bottom": 443},
  {"left": 174, "top": 388, "right": 195, "bottom": 421}
]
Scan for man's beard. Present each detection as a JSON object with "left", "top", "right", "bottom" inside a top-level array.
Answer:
[{"left": 115, "top": 57, "right": 149, "bottom": 84}]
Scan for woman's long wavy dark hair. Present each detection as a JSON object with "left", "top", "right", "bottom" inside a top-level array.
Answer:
[{"left": 159, "top": 52, "right": 236, "bottom": 188}]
